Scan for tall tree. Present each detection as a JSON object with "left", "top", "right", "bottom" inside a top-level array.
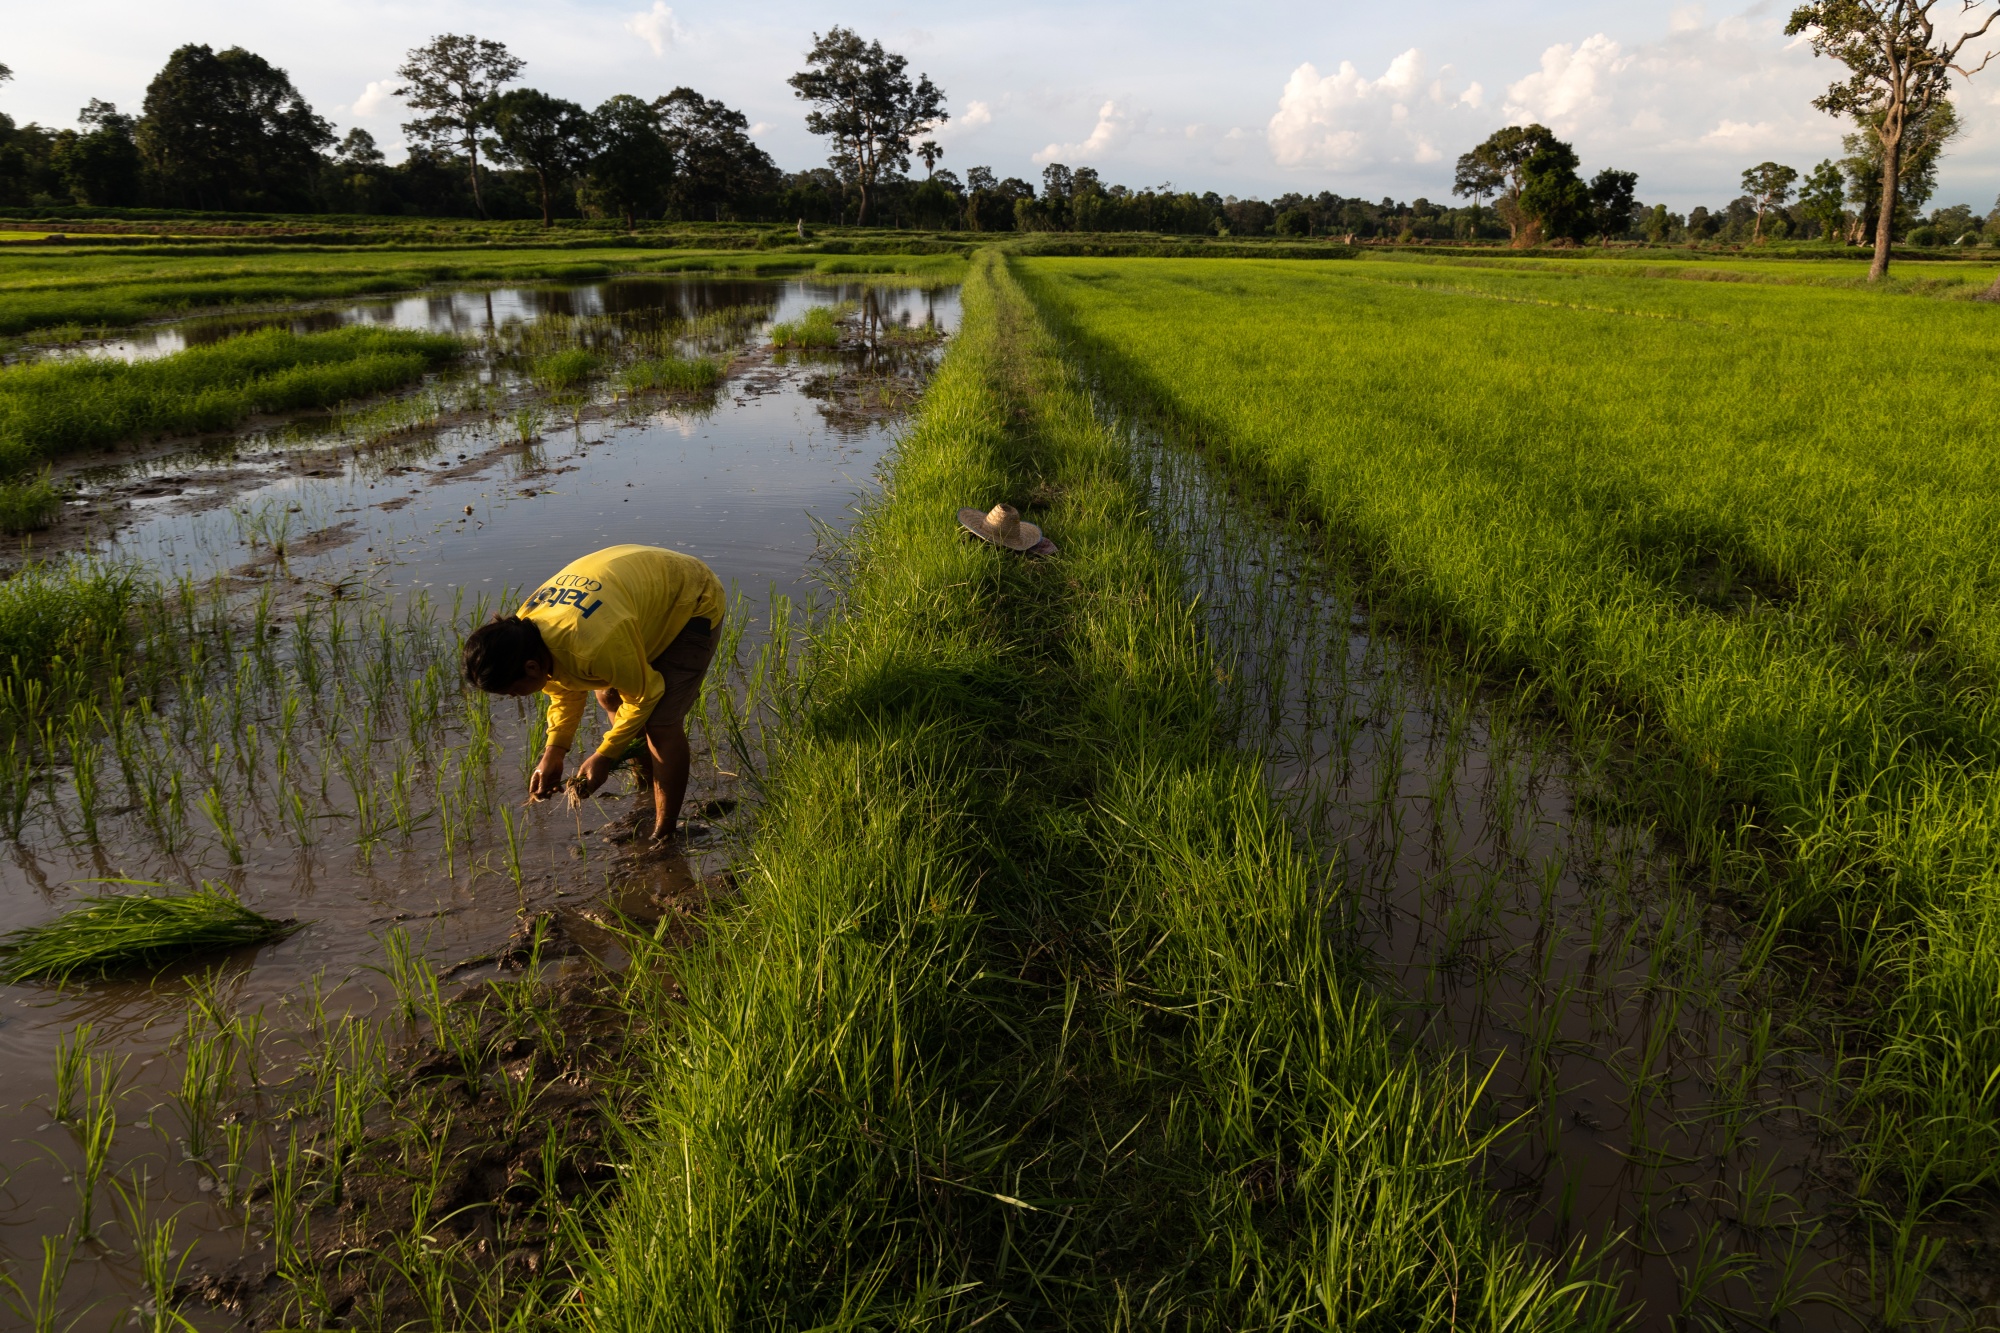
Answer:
[
  {"left": 656, "top": 87, "right": 780, "bottom": 221},
  {"left": 1741, "top": 161, "right": 1801, "bottom": 241},
  {"left": 1517, "top": 135, "right": 1590, "bottom": 243},
  {"left": 917, "top": 139, "right": 942, "bottom": 177},
  {"left": 395, "top": 34, "right": 524, "bottom": 220},
  {"left": 1840, "top": 98, "right": 1960, "bottom": 242},
  {"left": 1798, "top": 158, "right": 1849, "bottom": 238},
  {"left": 788, "top": 27, "right": 946, "bottom": 226},
  {"left": 55, "top": 100, "right": 143, "bottom": 206},
  {"left": 587, "top": 94, "right": 672, "bottom": 229},
  {"left": 1786, "top": 0, "right": 2000, "bottom": 280},
  {"left": 136, "top": 45, "right": 334, "bottom": 211},
  {"left": 1588, "top": 168, "right": 1639, "bottom": 240},
  {"left": 1455, "top": 124, "right": 1561, "bottom": 242},
  {"left": 486, "top": 89, "right": 594, "bottom": 227}
]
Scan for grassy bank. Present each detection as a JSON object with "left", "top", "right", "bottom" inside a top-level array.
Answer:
[
  {"left": 580, "top": 253, "right": 1609, "bottom": 1326},
  {"left": 0, "top": 245, "right": 967, "bottom": 339},
  {"left": 0, "top": 326, "right": 463, "bottom": 474},
  {"left": 1016, "top": 255, "right": 2000, "bottom": 1187}
]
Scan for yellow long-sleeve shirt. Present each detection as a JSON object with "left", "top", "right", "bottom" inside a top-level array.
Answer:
[{"left": 519, "top": 545, "right": 725, "bottom": 757}]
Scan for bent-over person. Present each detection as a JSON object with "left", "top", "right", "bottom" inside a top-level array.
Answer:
[{"left": 461, "top": 544, "right": 724, "bottom": 847}]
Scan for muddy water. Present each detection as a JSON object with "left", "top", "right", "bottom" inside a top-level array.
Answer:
[
  {"left": 0, "top": 277, "right": 956, "bottom": 1327},
  {"left": 1124, "top": 424, "right": 1939, "bottom": 1329}
]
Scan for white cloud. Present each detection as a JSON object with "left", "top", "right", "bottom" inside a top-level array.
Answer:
[
  {"left": 1504, "top": 34, "right": 1627, "bottom": 127},
  {"left": 1267, "top": 49, "right": 1474, "bottom": 170},
  {"left": 960, "top": 100, "right": 993, "bottom": 129},
  {"left": 1670, "top": 5, "right": 1707, "bottom": 34},
  {"left": 1034, "top": 99, "right": 1137, "bottom": 163},
  {"left": 1702, "top": 118, "right": 1773, "bottom": 145},
  {"left": 626, "top": 3, "right": 683, "bottom": 58},
  {"left": 352, "top": 80, "right": 395, "bottom": 118}
]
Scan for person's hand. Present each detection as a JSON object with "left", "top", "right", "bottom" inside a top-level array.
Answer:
[
  {"left": 528, "top": 747, "right": 568, "bottom": 801},
  {"left": 572, "top": 749, "right": 618, "bottom": 798}
]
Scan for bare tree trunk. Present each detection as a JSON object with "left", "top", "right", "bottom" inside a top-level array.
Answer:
[
  {"left": 856, "top": 178, "right": 871, "bottom": 226},
  {"left": 1870, "top": 133, "right": 1900, "bottom": 282},
  {"left": 534, "top": 170, "right": 552, "bottom": 228},
  {"left": 467, "top": 133, "right": 488, "bottom": 220}
]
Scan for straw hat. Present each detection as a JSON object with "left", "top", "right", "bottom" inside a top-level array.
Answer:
[{"left": 958, "top": 503, "right": 1042, "bottom": 552}]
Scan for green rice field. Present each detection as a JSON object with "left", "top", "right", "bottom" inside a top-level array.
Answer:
[
  {"left": 5, "top": 239, "right": 2000, "bottom": 1328},
  {"left": 1019, "top": 254, "right": 2000, "bottom": 1193}
]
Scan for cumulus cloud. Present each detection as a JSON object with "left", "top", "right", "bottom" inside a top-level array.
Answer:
[
  {"left": 960, "top": 100, "right": 994, "bottom": 129},
  {"left": 1504, "top": 34, "right": 1627, "bottom": 127},
  {"left": 1034, "top": 100, "right": 1137, "bottom": 164},
  {"left": 1267, "top": 49, "right": 1476, "bottom": 170},
  {"left": 626, "top": 3, "right": 683, "bottom": 58},
  {"left": 352, "top": 80, "right": 396, "bottom": 118}
]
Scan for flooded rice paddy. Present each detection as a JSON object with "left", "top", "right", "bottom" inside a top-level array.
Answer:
[
  {"left": 0, "top": 276, "right": 956, "bottom": 1326},
  {"left": 1128, "top": 417, "right": 1995, "bottom": 1330}
]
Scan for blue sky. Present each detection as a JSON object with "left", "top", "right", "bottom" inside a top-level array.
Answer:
[{"left": 8, "top": 0, "right": 2000, "bottom": 212}]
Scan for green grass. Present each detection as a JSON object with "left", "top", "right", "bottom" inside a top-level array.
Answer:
[
  {"left": 0, "top": 882, "right": 294, "bottom": 983},
  {"left": 579, "top": 252, "right": 1613, "bottom": 1327},
  {"left": 619, "top": 355, "right": 721, "bottom": 394},
  {"left": 1018, "top": 254, "right": 2000, "bottom": 1187},
  {"left": 768, "top": 304, "right": 845, "bottom": 349},
  {"left": 0, "top": 244, "right": 969, "bottom": 339},
  {"left": 0, "top": 473, "right": 61, "bottom": 532},
  {"left": 529, "top": 348, "right": 600, "bottom": 393},
  {"left": 0, "top": 326, "right": 462, "bottom": 475},
  {"left": 0, "top": 562, "right": 134, "bottom": 678}
]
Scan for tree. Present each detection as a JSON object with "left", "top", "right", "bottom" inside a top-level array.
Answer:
[
  {"left": 395, "top": 34, "right": 524, "bottom": 220},
  {"left": 486, "top": 88, "right": 594, "bottom": 227},
  {"left": 1589, "top": 168, "right": 1639, "bottom": 240},
  {"left": 1786, "top": 1, "right": 2000, "bottom": 281},
  {"left": 1740, "top": 162, "right": 1801, "bottom": 241},
  {"left": 788, "top": 27, "right": 946, "bottom": 226},
  {"left": 1454, "top": 124, "right": 1560, "bottom": 241},
  {"left": 136, "top": 45, "right": 334, "bottom": 211},
  {"left": 1518, "top": 135, "right": 1590, "bottom": 243},
  {"left": 55, "top": 100, "right": 142, "bottom": 206},
  {"left": 586, "top": 94, "right": 671, "bottom": 229},
  {"left": 917, "top": 139, "right": 942, "bottom": 177},
  {"left": 1840, "top": 97, "right": 1959, "bottom": 242},
  {"left": 1797, "top": 159, "right": 1847, "bottom": 239},
  {"left": 656, "top": 87, "right": 780, "bottom": 221}
]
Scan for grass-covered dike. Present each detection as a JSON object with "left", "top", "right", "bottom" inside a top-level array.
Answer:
[{"left": 577, "top": 253, "right": 1610, "bottom": 1326}]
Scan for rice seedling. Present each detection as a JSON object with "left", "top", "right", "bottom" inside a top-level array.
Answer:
[
  {"left": 196, "top": 785, "right": 243, "bottom": 864},
  {"left": 173, "top": 1008, "right": 239, "bottom": 1159},
  {"left": 620, "top": 354, "right": 721, "bottom": 394},
  {"left": 529, "top": 348, "right": 599, "bottom": 394},
  {"left": 0, "top": 882, "right": 296, "bottom": 983},
  {"left": 72, "top": 1053, "right": 119, "bottom": 1239},
  {"left": 1, "top": 1231, "right": 75, "bottom": 1333},
  {"left": 50, "top": 1023, "right": 92, "bottom": 1123},
  {"left": 0, "top": 472, "right": 61, "bottom": 533},
  {"left": 769, "top": 303, "right": 846, "bottom": 349}
]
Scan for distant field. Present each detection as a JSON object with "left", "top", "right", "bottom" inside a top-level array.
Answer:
[
  {"left": 1022, "top": 253, "right": 2000, "bottom": 1181},
  {"left": 0, "top": 242, "right": 966, "bottom": 337},
  {"left": 1376, "top": 248, "right": 2000, "bottom": 290}
]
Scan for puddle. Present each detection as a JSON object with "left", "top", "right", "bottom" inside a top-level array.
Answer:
[
  {"left": 1121, "top": 418, "right": 1985, "bottom": 1329},
  {"left": 0, "top": 276, "right": 955, "bottom": 1326}
]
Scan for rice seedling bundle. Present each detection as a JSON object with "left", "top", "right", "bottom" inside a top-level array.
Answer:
[{"left": 0, "top": 882, "right": 296, "bottom": 983}]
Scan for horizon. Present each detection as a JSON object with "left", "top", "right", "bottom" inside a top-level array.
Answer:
[{"left": 6, "top": 0, "right": 2000, "bottom": 216}]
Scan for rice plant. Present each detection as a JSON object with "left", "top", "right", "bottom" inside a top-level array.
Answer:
[
  {"left": 769, "top": 303, "right": 846, "bottom": 349},
  {"left": 0, "top": 882, "right": 297, "bottom": 983},
  {"left": 528, "top": 349, "right": 599, "bottom": 393},
  {"left": 620, "top": 354, "right": 721, "bottom": 394}
]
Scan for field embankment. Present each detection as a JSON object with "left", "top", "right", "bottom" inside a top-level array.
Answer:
[
  {"left": 0, "top": 244, "right": 965, "bottom": 339},
  {"left": 1018, "top": 255, "right": 2000, "bottom": 1185},
  {"left": 579, "top": 253, "right": 1612, "bottom": 1326}
]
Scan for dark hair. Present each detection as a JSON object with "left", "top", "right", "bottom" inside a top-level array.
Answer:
[{"left": 462, "top": 615, "right": 547, "bottom": 692}]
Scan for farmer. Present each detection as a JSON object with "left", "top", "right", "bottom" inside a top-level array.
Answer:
[{"left": 461, "top": 543, "right": 725, "bottom": 847}]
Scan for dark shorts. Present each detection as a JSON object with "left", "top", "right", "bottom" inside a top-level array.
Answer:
[{"left": 596, "top": 616, "right": 718, "bottom": 746}]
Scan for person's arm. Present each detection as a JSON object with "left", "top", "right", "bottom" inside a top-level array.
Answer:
[{"left": 531, "top": 683, "right": 587, "bottom": 799}]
